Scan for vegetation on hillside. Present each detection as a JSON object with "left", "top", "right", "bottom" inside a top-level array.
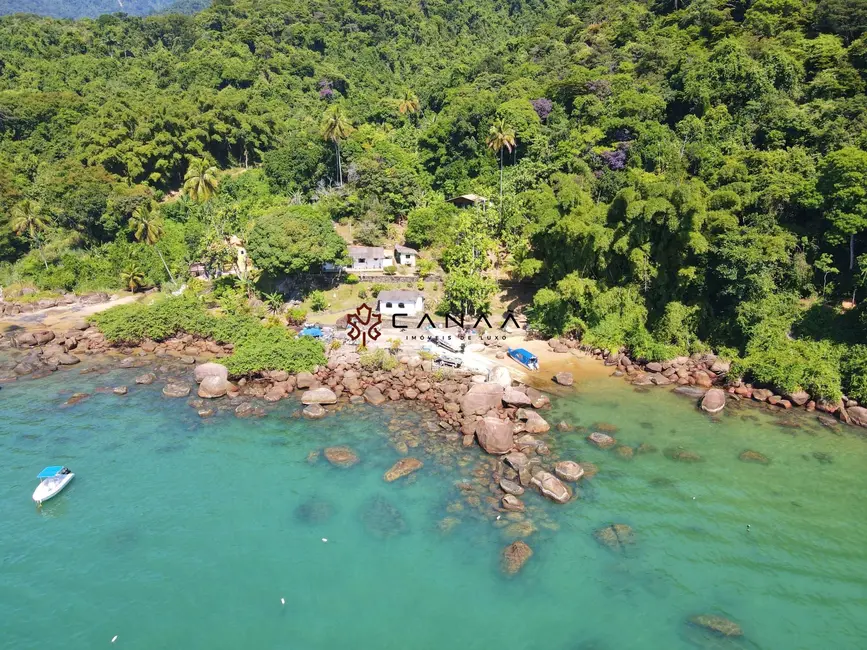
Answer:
[{"left": 2, "top": 0, "right": 867, "bottom": 399}]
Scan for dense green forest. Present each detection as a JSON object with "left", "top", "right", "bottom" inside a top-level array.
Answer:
[
  {"left": 0, "top": 0, "right": 204, "bottom": 19},
  {"left": 1, "top": 0, "right": 867, "bottom": 401}
]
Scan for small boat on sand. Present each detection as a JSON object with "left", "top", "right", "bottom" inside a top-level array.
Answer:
[
  {"left": 507, "top": 348, "right": 539, "bottom": 371},
  {"left": 33, "top": 466, "right": 74, "bottom": 504}
]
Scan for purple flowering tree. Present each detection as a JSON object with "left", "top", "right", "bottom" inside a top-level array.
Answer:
[{"left": 531, "top": 98, "right": 553, "bottom": 121}]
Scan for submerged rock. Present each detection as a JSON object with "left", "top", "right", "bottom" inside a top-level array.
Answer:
[
  {"left": 112, "top": 386, "right": 128, "bottom": 395},
  {"left": 294, "top": 498, "right": 334, "bottom": 524},
  {"left": 501, "top": 540, "right": 533, "bottom": 575},
  {"left": 614, "top": 445, "right": 634, "bottom": 460},
  {"left": 593, "top": 523, "right": 635, "bottom": 551},
  {"left": 688, "top": 614, "right": 743, "bottom": 638},
  {"left": 739, "top": 450, "right": 770, "bottom": 465},
  {"left": 664, "top": 448, "right": 703, "bottom": 462},
  {"left": 302, "top": 403, "right": 326, "bottom": 419},
  {"left": 579, "top": 462, "right": 599, "bottom": 478},
  {"left": 587, "top": 432, "right": 616, "bottom": 449},
  {"left": 324, "top": 446, "right": 359, "bottom": 467},
  {"left": 383, "top": 457, "right": 423, "bottom": 482},
  {"left": 554, "top": 460, "right": 584, "bottom": 482},
  {"left": 502, "top": 494, "right": 525, "bottom": 511},
  {"left": 531, "top": 471, "right": 571, "bottom": 503},
  {"left": 63, "top": 392, "right": 90, "bottom": 406},
  {"left": 135, "top": 372, "right": 156, "bottom": 385},
  {"left": 363, "top": 386, "right": 387, "bottom": 406},
  {"left": 499, "top": 478, "right": 525, "bottom": 496},
  {"left": 162, "top": 383, "right": 191, "bottom": 398},
  {"left": 361, "top": 494, "right": 407, "bottom": 538}
]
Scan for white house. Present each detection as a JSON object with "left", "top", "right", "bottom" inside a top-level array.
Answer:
[
  {"left": 377, "top": 290, "right": 424, "bottom": 317},
  {"left": 394, "top": 244, "right": 418, "bottom": 267},
  {"left": 342, "top": 246, "right": 394, "bottom": 271}
]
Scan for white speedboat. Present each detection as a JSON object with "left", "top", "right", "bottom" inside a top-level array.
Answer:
[{"left": 33, "top": 466, "right": 74, "bottom": 504}]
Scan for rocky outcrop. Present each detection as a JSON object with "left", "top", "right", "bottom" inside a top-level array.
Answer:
[
  {"left": 848, "top": 406, "right": 867, "bottom": 428},
  {"left": 502, "top": 388, "right": 531, "bottom": 407},
  {"left": 554, "top": 460, "right": 584, "bottom": 482},
  {"left": 194, "top": 362, "right": 228, "bottom": 384},
  {"left": 701, "top": 388, "right": 726, "bottom": 414},
  {"left": 501, "top": 540, "right": 533, "bottom": 575},
  {"left": 460, "top": 382, "right": 504, "bottom": 415},
  {"left": 301, "top": 387, "right": 337, "bottom": 405},
  {"left": 587, "top": 432, "right": 616, "bottom": 449},
  {"left": 688, "top": 615, "right": 743, "bottom": 637},
  {"left": 162, "top": 383, "right": 191, "bottom": 398},
  {"left": 522, "top": 411, "right": 550, "bottom": 434},
  {"left": 531, "top": 471, "right": 571, "bottom": 503},
  {"left": 198, "top": 375, "right": 231, "bottom": 398},
  {"left": 475, "top": 416, "right": 513, "bottom": 454},
  {"left": 383, "top": 457, "right": 423, "bottom": 482},
  {"left": 553, "top": 371, "right": 574, "bottom": 386},
  {"left": 324, "top": 446, "right": 359, "bottom": 467}
]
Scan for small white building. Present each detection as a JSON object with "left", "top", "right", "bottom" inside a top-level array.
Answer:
[
  {"left": 377, "top": 290, "right": 424, "bottom": 317},
  {"left": 394, "top": 244, "right": 418, "bottom": 267}
]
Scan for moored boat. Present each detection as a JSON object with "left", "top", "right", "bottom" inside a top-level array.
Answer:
[
  {"left": 507, "top": 347, "right": 539, "bottom": 371},
  {"left": 32, "top": 466, "right": 74, "bottom": 504}
]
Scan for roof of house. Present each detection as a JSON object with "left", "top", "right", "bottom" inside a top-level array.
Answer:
[
  {"left": 447, "top": 193, "right": 488, "bottom": 204},
  {"left": 348, "top": 245, "right": 384, "bottom": 258},
  {"left": 394, "top": 244, "right": 418, "bottom": 255},
  {"left": 378, "top": 290, "right": 424, "bottom": 304}
]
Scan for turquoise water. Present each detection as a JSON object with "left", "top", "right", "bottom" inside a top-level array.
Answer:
[{"left": 2, "top": 362, "right": 867, "bottom": 650}]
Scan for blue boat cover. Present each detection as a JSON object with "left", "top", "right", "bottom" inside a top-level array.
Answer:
[
  {"left": 300, "top": 327, "right": 323, "bottom": 337},
  {"left": 37, "top": 466, "right": 64, "bottom": 479},
  {"left": 508, "top": 348, "right": 538, "bottom": 365}
]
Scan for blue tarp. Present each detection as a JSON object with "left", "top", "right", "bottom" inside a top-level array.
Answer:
[
  {"left": 508, "top": 348, "right": 539, "bottom": 369},
  {"left": 37, "top": 466, "right": 64, "bottom": 479},
  {"left": 300, "top": 327, "right": 323, "bottom": 338}
]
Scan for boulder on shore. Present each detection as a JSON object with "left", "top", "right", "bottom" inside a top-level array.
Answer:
[
  {"left": 302, "top": 403, "right": 326, "bottom": 419},
  {"left": 475, "top": 416, "right": 514, "bottom": 454},
  {"left": 198, "top": 375, "right": 231, "bottom": 399},
  {"left": 554, "top": 460, "right": 584, "bottom": 482},
  {"left": 701, "top": 388, "right": 726, "bottom": 414},
  {"left": 194, "top": 362, "right": 228, "bottom": 384},
  {"left": 296, "top": 371, "right": 315, "bottom": 389},
  {"left": 523, "top": 411, "right": 550, "bottom": 434},
  {"left": 553, "top": 371, "right": 574, "bottom": 386},
  {"left": 688, "top": 614, "right": 743, "bottom": 638},
  {"left": 460, "top": 382, "right": 504, "bottom": 415},
  {"left": 162, "top": 383, "right": 191, "bottom": 398},
  {"left": 502, "top": 388, "right": 531, "bottom": 407},
  {"left": 383, "top": 457, "right": 423, "bottom": 482},
  {"left": 587, "top": 431, "right": 616, "bottom": 449},
  {"left": 848, "top": 405, "right": 867, "bottom": 428},
  {"left": 489, "top": 365, "right": 512, "bottom": 388},
  {"left": 531, "top": 471, "right": 571, "bottom": 503},
  {"left": 301, "top": 387, "right": 337, "bottom": 405},
  {"left": 363, "top": 386, "right": 387, "bottom": 406},
  {"left": 501, "top": 540, "right": 533, "bottom": 575}
]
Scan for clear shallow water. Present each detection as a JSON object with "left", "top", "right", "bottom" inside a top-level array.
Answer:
[{"left": 2, "top": 363, "right": 866, "bottom": 650}]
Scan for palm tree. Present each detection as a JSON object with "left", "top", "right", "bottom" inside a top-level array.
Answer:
[
  {"left": 397, "top": 89, "right": 421, "bottom": 121},
  {"left": 320, "top": 105, "right": 353, "bottom": 186},
  {"left": 183, "top": 159, "right": 219, "bottom": 202},
  {"left": 486, "top": 118, "right": 517, "bottom": 221},
  {"left": 121, "top": 264, "right": 145, "bottom": 292},
  {"left": 129, "top": 201, "right": 176, "bottom": 284},
  {"left": 10, "top": 199, "right": 50, "bottom": 269}
]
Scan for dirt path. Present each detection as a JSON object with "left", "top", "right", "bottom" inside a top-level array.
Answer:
[{"left": 0, "top": 294, "right": 141, "bottom": 333}]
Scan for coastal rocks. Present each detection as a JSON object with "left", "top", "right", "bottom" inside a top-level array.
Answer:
[
  {"left": 688, "top": 614, "right": 743, "bottom": 638},
  {"left": 489, "top": 365, "right": 512, "bottom": 389},
  {"left": 554, "top": 371, "right": 574, "bottom": 386},
  {"left": 848, "top": 406, "right": 867, "bottom": 428},
  {"left": 739, "top": 450, "right": 770, "bottom": 464},
  {"left": 531, "top": 471, "right": 571, "bottom": 503},
  {"left": 296, "top": 371, "right": 315, "bottom": 389},
  {"left": 194, "top": 362, "right": 228, "bottom": 383},
  {"left": 502, "top": 388, "right": 532, "bottom": 407},
  {"left": 523, "top": 412, "right": 551, "bottom": 434},
  {"left": 198, "top": 375, "right": 231, "bottom": 399},
  {"left": 701, "top": 388, "right": 726, "bottom": 414},
  {"left": 554, "top": 460, "right": 584, "bottom": 482},
  {"left": 673, "top": 385, "right": 707, "bottom": 399},
  {"left": 499, "top": 478, "right": 524, "bottom": 496},
  {"left": 302, "top": 403, "right": 327, "bottom": 419},
  {"left": 324, "top": 446, "right": 359, "bottom": 467},
  {"left": 461, "top": 382, "right": 504, "bottom": 415},
  {"left": 475, "top": 417, "right": 514, "bottom": 454},
  {"left": 593, "top": 524, "right": 635, "bottom": 551},
  {"left": 751, "top": 388, "right": 773, "bottom": 402},
  {"left": 502, "top": 494, "right": 525, "bottom": 511},
  {"left": 135, "top": 372, "right": 156, "bottom": 385},
  {"left": 112, "top": 386, "right": 128, "bottom": 395},
  {"left": 504, "top": 451, "right": 530, "bottom": 472},
  {"left": 501, "top": 540, "right": 533, "bottom": 575},
  {"left": 587, "top": 432, "right": 616, "bottom": 449},
  {"left": 363, "top": 386, "right": 387, "bottom": 406},
  {"left": 361, "top": 495, "right": 407, "bottom": 538},
  {"left": 234, "top": 402, "right": 264, "bottom": 418},
  {"left": 787, "top": 390, "right": 811, "bottom": 407},
  {"left": 63, "top": 392, "right": 90, "bottom": 406},
  {"left": 162, "top": 383, "right": 191, "bottom": 398},
  {"left": 53, "top": 353, "right": 80, "bottom": 366},
  {"left": 383, "top": 457, "right": 423, "bottom": 482},
  {"left": 301, "top": 387, "right": 337, "bottom": 405}
]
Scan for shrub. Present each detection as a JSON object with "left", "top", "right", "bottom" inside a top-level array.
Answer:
[
  {"left": 285, "top": 306, "right": 308, "bottom": 326},
  {"left": 308, "top": 290, "right": 329, "bottom": 311},
  {"left": 383, "top": 265, "right": 397, "bottom": 276},
  {"left": 370, "top": 283, "right": 386, "bottom": 298},
  {"left": 840, "top": 344, "right": 867, "bottom": 403},
  {"left": 358, "top": 288, "right": 368, "bottom": 299},
  {"left": 416, "top": 258, "right": 436, "bottom": 278},
  {"left": 388, "top": 337, "right": 401, "bottom": 353},
  {"left": 359, "top": 347, "right": 397, "bottom": 371},
  {"left": 223, "top": 328, "right": 326, "bottom": 376},
  {"left": 417, "top": 280, "right": 425, "bottom": 291},
  {"left": 345, "top": 273, "right": 360, "bottom": 284}
]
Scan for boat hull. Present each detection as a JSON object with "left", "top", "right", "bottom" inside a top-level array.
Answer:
[{"left": 32, "top": 473, "right": 74, "bottom": 503}]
